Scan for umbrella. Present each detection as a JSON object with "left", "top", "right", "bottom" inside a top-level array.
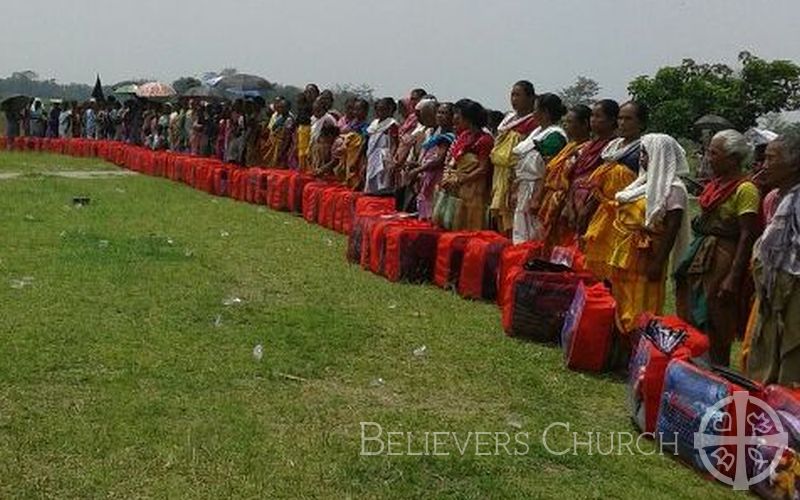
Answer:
[
  {"left": 212, "top": 74, "right": 272, "bottom": 97},
  {"left": 113, "top": 83, "right": 139, "bottom": 96},
  {"left": 0, "top": 94, "right": 31, "bottom": 113},
  {"left": 693, "top": 114, "right": 734, "bottom": 132},
  {"left": 744, "top": 127, "right": 779, "bottom": 146},
  {"left": 136, "top": 81, "right": 177, "bottom": 99},
  {"left": 181, "top": 86, "right": 226, "bottom": 100}
]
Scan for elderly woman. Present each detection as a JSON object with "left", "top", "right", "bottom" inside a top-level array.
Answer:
[
  {"left": 608, "top": 133, "right": 690, "bottom": 335},
  {"left": 675, "top": 129, "right": 760, "bottom": 366},
  {"left": 489, "top": 81, "right": 539, "bottom": 235},
  {"left": 747, "top": 132, "right": 800, "bottom": 385},
  {"left": 510, "top": 93, "right": 567, "bottom": 243},
  {"left": 439, "top": 99, "right": 494, "bottom": 230},
  {"left": 582, "top": 101, "right": 646, "bottom": 280}
]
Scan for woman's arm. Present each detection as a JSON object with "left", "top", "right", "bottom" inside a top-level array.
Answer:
[
  {"left": 719, "top": 212, "right": 759, "bottom": 297},
  {"left": 647, "top": 209, "right": 683, "bottom": 281}
]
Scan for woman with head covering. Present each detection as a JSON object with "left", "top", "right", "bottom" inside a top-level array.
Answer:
[
  {"left": 582, "top": 101, "right": 646, "bottom": 279},
  {"left": 535, "top": 105, "right": 592, "bottom": 248},
  {"left": 489, "top": 81, "right": 539, "bottom": 235},
  {"left": 309, "top": 96, "right": 338, "bottom": 170},
  {"left": 562, "top": 100, "right": 619, "bottom": 244},
  {"left": 364, "top": 97, "right": 399, "bottom": 194},
  {"left": 407, "top": 102, "right": 455, "bottom": 220},
  {"left": 333, "top": 98, "right": 370, "bottom": 189},
  {"left": 393, "top": 89, "right": 429, "bottom": 210},
  {"left": 675, "top": 129, "right": 760, "bottom": 366},
  {"left": 260, "top": 97, "right": 295, "bottom": 167},
  {"left": 746, "top": 131, "right": 800, "bottom": 385},
  {"left": 608, "top": 133, "right": 690, "bottom": 334},
  {"left": 510, "top": 93, "right": 567, "bottom": 243},
  {"left": 29, "top": 99, "right": 47, "bottom": 137},
  {"left": 439, "top": 99, "right": 495, "bottom": 230}
]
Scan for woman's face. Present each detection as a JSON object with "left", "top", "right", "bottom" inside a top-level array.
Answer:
[
  {"left": 453, "top": 108, "right": 467, "bottom": 133},
  {"left": 563, "top": 111, "right": 586, "bottom": 140},
  {"left": 436, "top": 105, "right": 453, "bottom": 129},
  {"left": 707, "top": 136, "right": 739, "bottom": 177},
  {"left": 618, "top": 104, "right": 642, "bottom": 140},
  {"left": 532, "top": 100, "right": 547, "bottom": 124},
  {"left": 510, "top": 85, "right": 533, "bottom": 113},
  {"left": 763, "top": 140, "right": 799, "bottom": 190},
  {"left": 591, "top": 104, "right": 615, "bottom": 136},
  {"left": 375, "top": 101, "right": 391, "bottom": 120}
]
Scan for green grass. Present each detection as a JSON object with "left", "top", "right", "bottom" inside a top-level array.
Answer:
[
  {"left": 0, "top": 150, "right": 118, "bottom": 174},
  {"left": 0, "top": 151, "right": 739, "bottom": 499}
]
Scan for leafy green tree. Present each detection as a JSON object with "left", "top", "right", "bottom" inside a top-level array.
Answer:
[
  {"left": 628, "top": 52, "right": 800, "bottom": 138},
  {"left": 559, "top": 76, "right": 600, "bottom": 108}
]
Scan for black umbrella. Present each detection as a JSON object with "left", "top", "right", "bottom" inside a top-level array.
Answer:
[
  {"left": 0, "top": 94, "right": 31, "bottom": 113},
  {"left": 693, "top": 114, "right": 733, "bottom": 132},
  {"left": 91, "top": 74, "right": 105, "bottom": 102}
]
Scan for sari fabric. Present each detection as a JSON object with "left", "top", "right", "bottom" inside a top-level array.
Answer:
[
  {"left": 489, "top": 112, "right": 538, "bottom": 232},
  {"left": 563, "top": 137, "right": 614, "bottom": 236},
  {"left": 441, "top": 130, "right": 494, "bottom": 230},
  {"left": 536, "top": 141, "right": 585, "bottom": 248},
  {"left": 417, "top": 131, "right": 455, "bottom": 220},
  {"left": 364, "top": 118, "right": 398, "bottom": 194}
]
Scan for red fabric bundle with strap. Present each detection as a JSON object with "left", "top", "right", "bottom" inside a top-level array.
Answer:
[
  {"left": 347, "top": 204, "right": 399, "bottom": 264},
  {"left": 229, "top": 168, "right": 247, "bottom": 201},
  {"left": 302, "top": 181, "right": 332, "bottom": 222},
  {"left": 367, "top": 217, "right": 429, "bottom": 276},
  {"left": 267, "top": 171, "right": 292, "bottom": 211},
  {"left": 457, "top": 234, "right": 511, "bottom": 301},
  {"left": 496, "top": 241, "right": 547, "bottom": 306},
  {"left": 318, "top": 187, "right": 350, "bottom": 230},
  {"left": 433, "top": 231, "right": 495, "bottom": 290},
  {"left": 501, "top": 266, "right": 596, "bottom": 341},
  {"left": 383, "top": 224, "right": 442, "bottom": 283},
  {"left": 334, "top": 191, "right": 362, "bottom": 235},
  {"left": 560, "top": 282, "right": 617, "bottom": 372},
  {"left": 288, "top": 173, "right": 313, "bottom": 213},
  {"left": 627, "top": 315, "right": 710, "bottom": 434}
]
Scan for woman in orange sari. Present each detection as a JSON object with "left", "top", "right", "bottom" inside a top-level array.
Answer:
[
  {"left": 536, "top": 105, "right": 592, "bottom": 248},
  {"left": 583, "top": 101, "right": 646, "bottom": 280},
  {"left": 440, "top": 99, "right": 494, "bottom": 230},
  {"left": 561, "top": 100, "right": 619, "bottom": 245}
]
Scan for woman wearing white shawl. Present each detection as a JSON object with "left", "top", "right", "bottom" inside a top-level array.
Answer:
[
  {"left": 509, "top": 93, "right": 567, "bottom": 243},
  {"left": 608, "top": 133, "right": 690, "bottom": 334},
  {"left": 364, "top": 98, "right": 399, "bottom": 195}
]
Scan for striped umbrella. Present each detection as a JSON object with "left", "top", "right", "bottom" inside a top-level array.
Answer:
[{"left": 135, "top": 82, "right": 177, "bottom": 99}]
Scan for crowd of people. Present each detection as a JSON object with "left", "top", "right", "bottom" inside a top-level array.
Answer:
[{"left": 4, "top": 80, "right": 799, "bottom": 386}]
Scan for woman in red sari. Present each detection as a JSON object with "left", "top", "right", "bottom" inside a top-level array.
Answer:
[{"left": 561, "top": 100, "right": 619, "bottom": 245}]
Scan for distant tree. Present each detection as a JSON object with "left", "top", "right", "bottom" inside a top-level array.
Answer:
[
  {"left": 559, "top": 76, "right": 601, "bottom": 108},
  {"left": 219, "top": 68, "right": 238, "bottom": 77},
  {"left": 628, "top": 52, "right": 800, "bottom": 138},
  {"left": 172, "top": 77, "right": 202, "bottom": 95},
  {"left": 11, "top": 70, "right": 38, "bottom": 81}
]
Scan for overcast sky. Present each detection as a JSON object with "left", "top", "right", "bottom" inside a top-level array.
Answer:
[{"left": 2, "top": 0, "right": 799, "bottom": 109}]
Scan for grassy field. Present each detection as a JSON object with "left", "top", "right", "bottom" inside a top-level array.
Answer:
[{"left": 0, "top": 152, "right": 738, "bottom": 498}]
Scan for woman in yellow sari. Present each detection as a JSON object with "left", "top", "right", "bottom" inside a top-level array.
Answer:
[
  {"left": 583, "top": 101, "right": 646, "bottom": 280},
  {"left": 261, "top": 97, "right": 295, "bottom": 167},
  {"left": 440, "top": 99, "right": 495, "bottom": 230},
  {"left": 489, "top": 81, "right": 538, "bottom": 235},
  {"left": 535, "top": 105, "right": 592, "bottom": 248},
  {"left": 294, "top": 93, "right": 313, "bottom": 172},
  {"left": 608, "top": 133, "right": 690, "bottom": 335}
]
